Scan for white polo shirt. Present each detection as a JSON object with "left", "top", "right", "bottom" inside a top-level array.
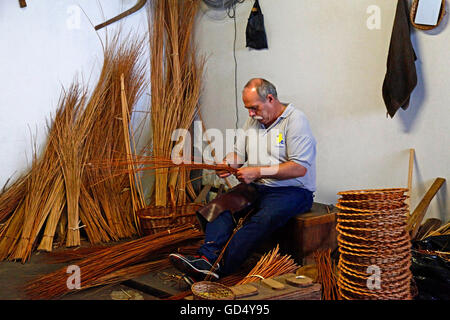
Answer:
[{"left": 234, "top": 103, "right": 316, "bottom": 192}]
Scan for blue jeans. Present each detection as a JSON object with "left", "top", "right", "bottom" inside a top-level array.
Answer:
[{"left": 198, "top": 183, "right": 313, "bottom": 275}]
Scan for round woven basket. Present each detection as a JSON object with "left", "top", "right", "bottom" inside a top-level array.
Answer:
[
  {"left": 410, "top": 0, "right": 446, "bottom": 30},
  {"left": 191, "top": 281, "right": 235, "bottom": 300}
]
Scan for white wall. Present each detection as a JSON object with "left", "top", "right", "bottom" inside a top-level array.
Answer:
[
  {"left": 195, "top": 0, "right": 449, "bottom": 220},
  {"left": 1, "top": 1, "right": 448, "bottom": 221},
  {"left": 0, "top": 0, "right": 150, "bottom": 189}
]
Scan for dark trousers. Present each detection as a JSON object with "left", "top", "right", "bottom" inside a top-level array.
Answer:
[{"left": 197, "top": 184, "right": 313, "bottom": 276}]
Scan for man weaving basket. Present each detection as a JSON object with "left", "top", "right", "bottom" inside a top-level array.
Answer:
[{"left": 170, "top": 78, "right": 317, "bottom": 281}]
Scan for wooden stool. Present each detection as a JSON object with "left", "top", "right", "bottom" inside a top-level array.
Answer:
[{"left": 258, "top": 202, "right": 338, "bottom": 265}]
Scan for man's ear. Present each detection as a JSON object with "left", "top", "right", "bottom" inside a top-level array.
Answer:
[{"left": 266, "top": 94, "right": 274, "bottom": 103}]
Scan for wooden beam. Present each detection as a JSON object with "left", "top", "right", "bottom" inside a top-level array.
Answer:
[
  {"left": 406, "top": 148, "right": 415, "bottom": 216},
  {"left": 94, "top": 0, "right": 147, "bottom": 31},
  {"left": 408, "top": 177, "right": 446, "bottom": 239},
  {"left": 194, "top": 184, "right": 212, "bottom": 204}
]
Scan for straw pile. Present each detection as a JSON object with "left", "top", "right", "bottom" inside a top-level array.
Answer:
[
  {"left": 236, "top": 245, "right": 299, "bottom": 285},
  {"left": 0, "top": 32, "right": 147, "bottom": 262},
  {"left": 148, "top": 0, "right": 204, "bottom": 208},
  {"left": 25, "top": 225, "right": 203, "bottom": 299},
  {"left": 335, "top": 188, "right": 413, "bottom": 300}
]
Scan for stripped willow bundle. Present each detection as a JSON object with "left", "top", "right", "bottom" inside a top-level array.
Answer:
[
  {"left": 0, "top": 31, "right": 148, "bottom": 262},
  {"left": 25, "top": 225, "right": 203, "bottom": 299},
  {"left": 148, "top": 0, "right": 204, "bottom": 207},
  {"left": 236, "top": 245, "right": 299, "bottom": 285},
  {"left": 313, "top": 248, "right": 340, "bottom": 300},
  {"left": 82, "top": 31, "right": 147, "bottom": 240},
  {"left": 81, "top": 258, "right": 171, "bottom": 291},
  {"left": 0, "top": 173, "right": 29, "bottom": 223}
]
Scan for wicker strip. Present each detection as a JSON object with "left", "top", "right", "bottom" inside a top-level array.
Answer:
[
  {"left": 337, "top": 188, "right": 408, "bottom": 201},
  {"left": 337, "top": 198, "right": 408, "bottom": 211}
]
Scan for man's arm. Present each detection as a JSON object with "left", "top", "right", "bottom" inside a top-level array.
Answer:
[{"left": 236, "top": 161, "right": 307, "bottom": 184}]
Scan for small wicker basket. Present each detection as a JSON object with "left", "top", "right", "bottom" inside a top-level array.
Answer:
[
  {"left": 191, "top": 281, "right": 235, "bottom": 300},
  {"left": 137, "top": 203, "right": 202, "bottom": 235}
]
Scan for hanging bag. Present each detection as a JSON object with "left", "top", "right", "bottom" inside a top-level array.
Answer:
[{"left": 246, "top": 0, "right": 268, "bottom": 50}]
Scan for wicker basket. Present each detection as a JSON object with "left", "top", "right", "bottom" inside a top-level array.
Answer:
[
  {"left": 137, "top": 203, "right": 203, "bottom": 235},
  {"left": 410, "top": 0, "right": 446, "bottom": 30},
  {"left": 336, "top": 188, "right": 412, "bottom": 300},
  {"left": 191, "top": 281, "right": 235, "bottom": 300}
]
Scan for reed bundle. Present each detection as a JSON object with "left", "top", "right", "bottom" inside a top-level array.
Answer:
[
  {"left": 0, "top": 173, "right": 29, "bottom": 223},
  {"left": 424, "top": 221, "right": 450, "bottom": 237},
  {"left": 0, "top": 31, "right": 148, "bottom": 262},
  {"left": 236, "top": 245, "right": 299, "bottom": 285},
  {"left": 313, "top": 249, "right": 340, "bottom": 300},
  {"left": 148, "top": 0, "right": 204, "bottom": 208},
  {"left": 25, "top": 225, "right": 203, "bottom": 299}
]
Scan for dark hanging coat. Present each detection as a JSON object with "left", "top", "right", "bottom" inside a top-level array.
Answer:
[{"left": 382, "top": 0, "right": 417, "bottom": 118}]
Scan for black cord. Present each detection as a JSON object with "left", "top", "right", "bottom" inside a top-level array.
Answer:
[{"left": 227, "top": 1, "right": 244, "bottom": 130}]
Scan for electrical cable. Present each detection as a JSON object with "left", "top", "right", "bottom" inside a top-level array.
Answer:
[{"left": 226, "top": 1, "right": 245, "bottom": 130}]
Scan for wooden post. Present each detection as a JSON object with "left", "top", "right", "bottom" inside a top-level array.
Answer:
[
  {"left": 19, "top": 0, "right": 27, "bottom": 8},
  {"left": 406, "top": 148, "right": 415, "bottom": 216}
]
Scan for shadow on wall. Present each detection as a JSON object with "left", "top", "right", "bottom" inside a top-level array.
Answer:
[
  {"left": 413, "top": 151, "right": 448, "bottom": 219},
  {"left": 436, "top": 182, "right": 447, "bottom": 221},
  {"left": 397, "top": 5, "right": 449, "bottom": 133}
]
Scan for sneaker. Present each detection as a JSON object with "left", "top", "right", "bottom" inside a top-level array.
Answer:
[{"left": 169, "top": 253, "right": 220, "bottom": 281}]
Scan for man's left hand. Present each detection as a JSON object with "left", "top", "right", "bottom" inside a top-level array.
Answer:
[{"left": 236, "top": 167, "right": 261, "bottom": 184}]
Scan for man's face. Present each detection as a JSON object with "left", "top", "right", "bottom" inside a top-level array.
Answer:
[{"left": 243, "top": 87, "right": 273, "bottom": 126}]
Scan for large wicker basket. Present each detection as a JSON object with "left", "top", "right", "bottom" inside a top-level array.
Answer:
[
  {"left": 335, "top": 187, "right": 412, "bottom": 300},
  {"left": 137, "top": 203, "right": 203, "bottom": 235}
]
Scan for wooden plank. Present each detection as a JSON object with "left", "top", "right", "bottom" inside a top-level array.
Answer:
[
  {"left": 94, "top": 0, "right": 147, "bottom": 30},
  {"left": 285, "top": 275, "right": 313, "bottom": 287},
  {"left": 262, "top": 278, "right": 285, "bottom": 290},
  {"left": 407, "top": 148, "right": 415, "bottom": 216},
  {"left": 235, "top": 274, "right": 321, "bottom": 300},
  {"left": 194, "top": 184, "right": 212, "bottom": 204},
  {"left": 409, "top": 177, "right": 446, "bottom": 238},
  {"left": 230, "top": 284, "right": 259, "bottom": 298}
]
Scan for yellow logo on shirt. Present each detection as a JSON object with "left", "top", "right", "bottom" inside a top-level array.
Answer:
[{"left": 277, "top": 133, "right": 284, "bottom": 145}]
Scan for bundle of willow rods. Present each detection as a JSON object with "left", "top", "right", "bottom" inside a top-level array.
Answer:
[
  {"left": 335, "top": 188, "right": 412, "bottom": 300},
  {"left": 148, "top": 0, "right": 204, "bottom": 207},
  {"left": 0, "top": 31, "right": 147, "bottom": 262},
  {"left": 236, "top": 245, "right": 299, "bottom": 285},
  {"left": 314, "top": 249, "right": 340, "bottom": 300},
  {"left": 25, "top": 225, "right": 203, "bottom": 299}
]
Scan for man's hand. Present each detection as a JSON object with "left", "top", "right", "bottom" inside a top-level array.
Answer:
[
  {"left": 216, "top": 161, "right": 232, "bottom": 179},
  {"left": 236, "top": 167, "right": 261, "bottom": 184}
]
